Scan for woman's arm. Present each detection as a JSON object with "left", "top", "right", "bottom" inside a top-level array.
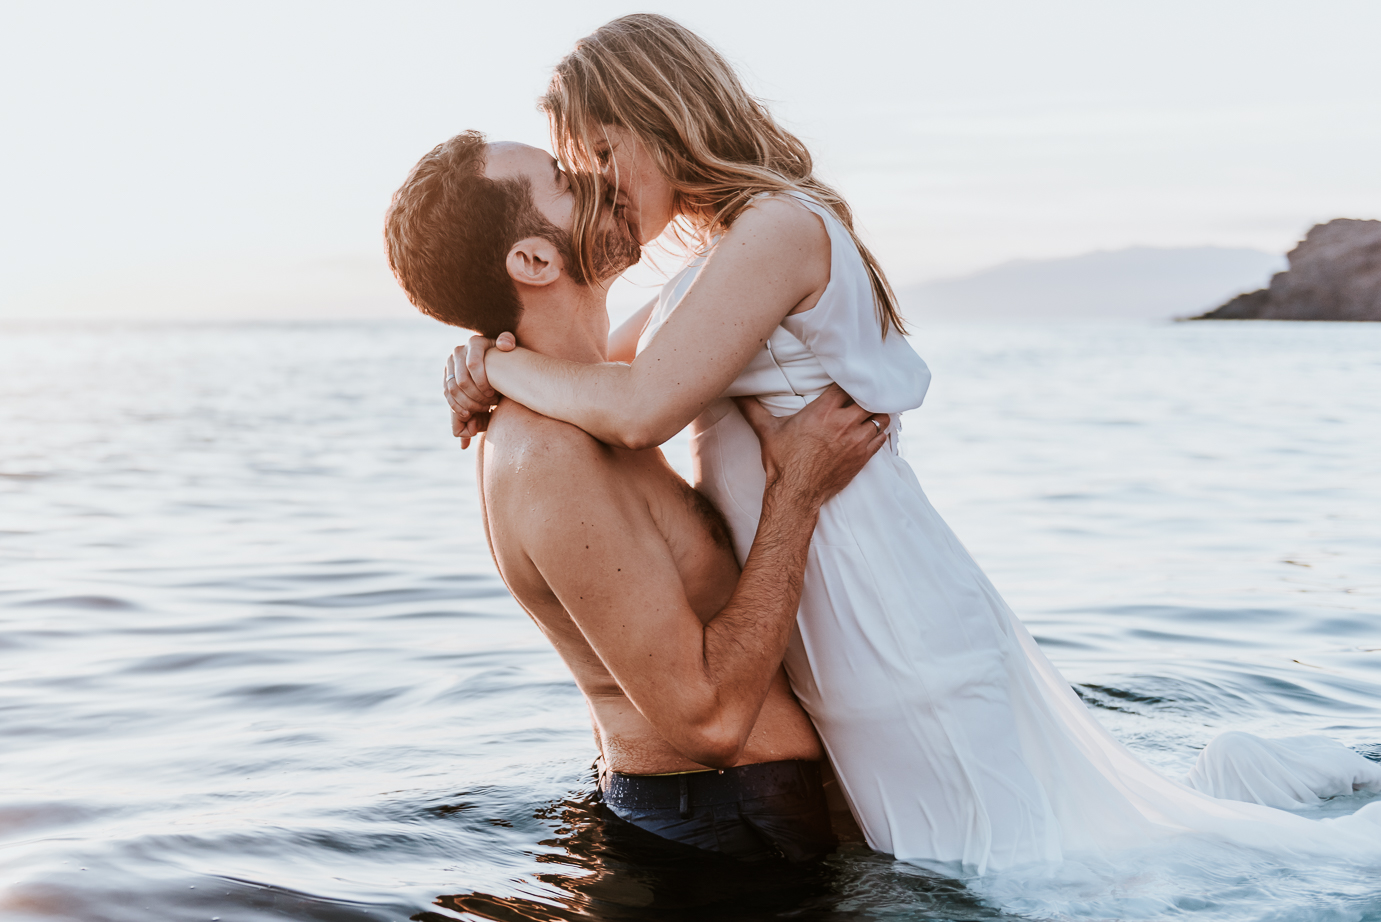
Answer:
[
  {"left": 485, "top": 198, "right": 830, "bottom": 449},
  {"left": 607, "top": 297, "right": 657, "bottom": 364},
  {"left": 442, "top": 297, "right": 654, "bottom": 445}
]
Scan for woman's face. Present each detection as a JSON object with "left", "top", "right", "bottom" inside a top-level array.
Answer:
[{"left": 591, "top": 125, "right": 676, "bottom": 246}]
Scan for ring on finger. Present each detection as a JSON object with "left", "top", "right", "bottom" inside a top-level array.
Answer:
[{"left": 869, "top": 418, "right": 882, "bottom": 433}]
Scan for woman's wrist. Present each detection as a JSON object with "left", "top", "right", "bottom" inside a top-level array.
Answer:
[{"left": 482, "top": 344, "right": 528, "bottom": 397}]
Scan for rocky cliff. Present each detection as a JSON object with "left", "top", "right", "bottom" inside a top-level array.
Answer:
[{"left": 1193, "top": 219, "right": 1381, "bottom": 321}]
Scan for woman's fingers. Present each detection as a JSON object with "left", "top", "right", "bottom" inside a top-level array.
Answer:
[
  {"left": 444, "top": 339, "right": 504, "bottom": 447},
  {"left": 447, "top": 345, "right": 492, "bottom": 413},
  {"left": 455, "top": 412, "right": 487, "bottom": 448},
  {"left": 464, "top": 335, "right": 496, "bottom": 398},
  {"left": 495, "top": 332, "right": 516, "bottom": 351},
  {"left": 444, "top": 355, "right": 471, "bottom": 418},
  {"left": 444, "top": 355, "right": 467, "bottom": 415},
  {"left": 447, "top": 343, "right": 489, "bottom": 408}
]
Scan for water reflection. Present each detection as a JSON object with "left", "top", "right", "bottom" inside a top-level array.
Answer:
[{"left": 422, "top": 786, "right": 1008, "bottom": 922}]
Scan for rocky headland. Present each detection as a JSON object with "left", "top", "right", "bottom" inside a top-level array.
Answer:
[{"left": 1193, "top": 219, "right": 1381, "bottom": 321}]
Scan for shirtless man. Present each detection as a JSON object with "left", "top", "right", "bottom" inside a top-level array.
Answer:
[{"left": 384, "top": 132, "right": 889, "bottom": 862}]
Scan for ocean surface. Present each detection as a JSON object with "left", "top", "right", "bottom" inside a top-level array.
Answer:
[{"left": 2, "top": 318, "right": 1379, "bottom": 921}]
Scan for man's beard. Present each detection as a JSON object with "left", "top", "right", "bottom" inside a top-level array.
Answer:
[{"left": 555, "top": 222, "right": 640, "bottom": 288}]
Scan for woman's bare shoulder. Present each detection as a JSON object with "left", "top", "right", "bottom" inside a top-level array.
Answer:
[
  {"left": 733, "top": 192, "right": 828, "bottom": 239},
  {"left": 719, "top": 193, "right": 830, "bottom": 278}
]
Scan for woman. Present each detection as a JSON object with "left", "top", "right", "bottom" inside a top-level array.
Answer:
[{"left": 447, "top": 14, "right": 1381, "bottom": 877}]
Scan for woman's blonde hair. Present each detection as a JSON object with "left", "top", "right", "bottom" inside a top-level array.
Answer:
[{"left": 542, "top": 13, "right": 907, "bottom": 337}]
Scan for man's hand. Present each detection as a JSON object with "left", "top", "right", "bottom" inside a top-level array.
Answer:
[
  {"left": 444, "top": 332, "right": 515, "bottom": 447},
  {"left": 734, "top": 384, "right": 890, "bottom": 508}
]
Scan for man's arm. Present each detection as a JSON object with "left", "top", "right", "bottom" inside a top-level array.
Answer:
[{"left": 517, "top": 386, "right": 888, "bottom": 768}]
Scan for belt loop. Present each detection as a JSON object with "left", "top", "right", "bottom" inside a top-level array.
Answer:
[{"left": 678, "top": 776, "right": 691, "bottom": 819}]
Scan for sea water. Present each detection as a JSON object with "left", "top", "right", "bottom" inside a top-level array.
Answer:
[{"left": 1, "top": 319, "right": 1378, "bottom": 921}]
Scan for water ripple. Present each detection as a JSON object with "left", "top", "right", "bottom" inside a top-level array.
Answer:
[{"left": 2, "top": 320, "right": 1378, "bottom": 921}]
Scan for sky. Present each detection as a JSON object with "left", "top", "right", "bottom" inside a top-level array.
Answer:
[{"left": 2, "top": 0, "right": 1380, "bottom": 321}]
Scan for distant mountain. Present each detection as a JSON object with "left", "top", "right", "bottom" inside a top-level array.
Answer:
[{"left": 899, "top": 247, "right": 1284, "bottom": 323}]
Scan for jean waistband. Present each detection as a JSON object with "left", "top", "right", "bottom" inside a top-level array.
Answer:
[{"left": 600, "top": 759, "right": 821, "bottom": 811}]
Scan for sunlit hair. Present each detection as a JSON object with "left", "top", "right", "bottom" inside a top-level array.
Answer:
[{"left": 542, "top": 13, "right": 906, "bottom": 337}]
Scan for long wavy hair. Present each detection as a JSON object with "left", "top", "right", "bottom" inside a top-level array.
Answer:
[{"left": 541, "top": 13, "right": 907, "bottom": 337}]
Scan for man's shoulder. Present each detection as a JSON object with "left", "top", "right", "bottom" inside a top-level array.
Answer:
[
  {"left": 484, "top": 400, "right": 612, "bottom": 486},
  {"left": 483, "top": 401, "right": 648, "bottom": 571}
]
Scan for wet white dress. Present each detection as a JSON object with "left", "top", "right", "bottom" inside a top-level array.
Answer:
[{"left": 636, "top": 193, "right": 1381, "bottom": 878}]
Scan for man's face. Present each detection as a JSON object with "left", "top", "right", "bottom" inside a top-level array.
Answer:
[{"left": 483, "top": 142, "right": 640, "bottom": 284}]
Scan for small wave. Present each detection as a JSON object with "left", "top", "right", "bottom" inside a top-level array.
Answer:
[
  {"left": 118, "top": 650, "right": 289, "bottom": 675},
  {"left": 1127, "top": 627, "right": 1246, "bottom": 647},
  {"left": 269, "top": 585, "right": 506, "bottom": 608},
  {"left": 215, "top": 682, "right": 409, "bottom": 711},
  {"left": 1075, "top": 683, "right": 1173, "bottom": 714},
  {"left": 1063, "top": 603, "right": 1297, "bottom": 628},
  {"left": 0, "top": 801, "right": 106, "bottom": 843},
  {"left": 276, "top": 569, "right": 396, "bottom": 584},
  {"left": 17, "top": 594, "right": 140, "bottom": 610}
]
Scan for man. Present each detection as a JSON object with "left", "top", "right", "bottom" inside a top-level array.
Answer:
[{"left": 384, "top": 132, "right": 887, "bottom": 862}]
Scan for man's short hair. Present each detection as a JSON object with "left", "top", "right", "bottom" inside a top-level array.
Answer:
[{"left": 384, "top": 131, "right": 568, "bottom": 336}]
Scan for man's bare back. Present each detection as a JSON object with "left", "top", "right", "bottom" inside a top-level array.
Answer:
[{"left": 478, "top": 400, "right": 822, "bottom": 774}]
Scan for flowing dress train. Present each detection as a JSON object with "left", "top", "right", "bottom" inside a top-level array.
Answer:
[{"left": 636, "top": 192, "right": 1381, "bottom": 877}]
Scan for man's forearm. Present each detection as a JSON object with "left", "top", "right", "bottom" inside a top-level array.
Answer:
[{"left": 698, "top": 480, "right": 822, "bottom": 756}]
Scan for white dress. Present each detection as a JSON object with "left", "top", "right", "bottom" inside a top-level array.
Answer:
[{"left": 636, "top": 192, "right": 1381, "bottom": 878}]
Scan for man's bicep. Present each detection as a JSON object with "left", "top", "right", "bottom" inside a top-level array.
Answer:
[{"left": 521, "top": 471, "right": 705, "bottom": 696}]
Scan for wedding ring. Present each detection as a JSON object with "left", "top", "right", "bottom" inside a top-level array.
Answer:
[{"left": 869, "top": 418, "right": 882, "bottom": 433}]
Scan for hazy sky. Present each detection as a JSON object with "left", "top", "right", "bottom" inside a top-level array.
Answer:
[{"left": 3, "top": 0, "right": 1380, "bottom": 319}]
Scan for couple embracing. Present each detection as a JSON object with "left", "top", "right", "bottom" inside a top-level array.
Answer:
[{"left": 387, "top": 13, "right": 1381, "bottom": 882}]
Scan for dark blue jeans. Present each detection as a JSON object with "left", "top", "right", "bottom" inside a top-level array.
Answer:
[{"left": 599, "top": 760, "right": 837, "bottom": 863}]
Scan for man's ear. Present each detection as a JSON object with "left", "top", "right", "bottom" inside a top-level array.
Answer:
[{"left": 505, "top": 237, "right": 562, "bottom": 288}]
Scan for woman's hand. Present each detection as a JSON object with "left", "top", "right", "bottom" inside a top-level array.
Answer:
[
  {"left": 734, "top": 385, "right": 890, "bottom": 507},
  {"left": 444, "top": 332, "right": 515, "bottom": 448}
]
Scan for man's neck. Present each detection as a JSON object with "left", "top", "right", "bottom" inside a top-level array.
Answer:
[{"left": 513, "top": 281, "right": 610, "bottom": 364}]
